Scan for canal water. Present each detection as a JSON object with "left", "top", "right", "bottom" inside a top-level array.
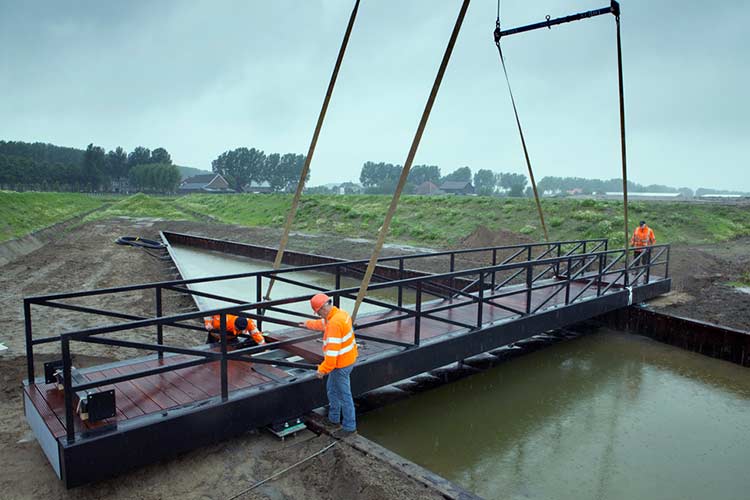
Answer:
[
  {"left": 359, "top": 330, "right": 750, "bottom": 500},
  {"left": 169, "top": 245, "right": 750, "bottom": 499},
  {"left": 168, "top": 245, "right": 420, "bottom": 330}
]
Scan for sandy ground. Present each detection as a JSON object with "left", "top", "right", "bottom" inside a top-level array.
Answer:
[
  {"left": 0, "top": 217, "right": 748, "bottom": 498},
  {"left": 0, "top": 218, "right": 446, "bottom": 500}
]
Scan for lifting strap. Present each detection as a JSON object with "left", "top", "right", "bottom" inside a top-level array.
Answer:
[
  {"left": 351, "top": 0, "right": 471, "bottom": 320},
  {"left": 264, "top": 0, "right": 361, "bottom": 300},
  {"left": 615, "top": 13, "right": 630, "bottom": 278},
  {"left": 493, "top": 18, "right": 549, "bottom": 242}
]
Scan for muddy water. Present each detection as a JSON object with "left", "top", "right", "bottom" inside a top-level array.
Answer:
[
  {"left": 168, "top": 245, "right": 416, "bottom": 330},
  {"left": 359, "top": 330, "right": 750, "bottom": 500}
]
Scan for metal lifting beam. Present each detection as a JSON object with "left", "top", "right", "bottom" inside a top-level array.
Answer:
[{"left": 496, "top": 1, "right": 619, "bottom": 40}]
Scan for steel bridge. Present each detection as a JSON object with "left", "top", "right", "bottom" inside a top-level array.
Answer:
[{"left": 22, "top": 235, "right": 670, "bottom": 487}]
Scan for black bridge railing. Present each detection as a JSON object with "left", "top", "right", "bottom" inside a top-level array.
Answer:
[{"left": 22, "top": 238, "right": 669, "bottom": 443}]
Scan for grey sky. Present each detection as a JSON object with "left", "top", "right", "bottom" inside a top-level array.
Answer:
[{"left": 1, "top": 0, "right": 748, "bottom": 190}]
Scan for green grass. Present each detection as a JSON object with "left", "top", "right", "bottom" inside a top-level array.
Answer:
[
  {"left": 175, "top": 194, "right": 750, "bottom": 247},
  {"left": 0, "top": 191, "right": 110, "bottom": 242},
  {"left": 4, "top": 190, "right": 749, "bottom": 248},
  {"left": 82, "top": 193, "right": 196, "bottom": 222}
]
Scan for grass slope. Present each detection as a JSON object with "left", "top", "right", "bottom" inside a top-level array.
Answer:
[
  {"left": 0, "top": 191, "right": 109, "bottom": 242},
  {"left": 175, "top": 194, "right": 750, "bottom": 246},
  {"left": 82, "top": 193, "right": 196, "bottom": 222}
]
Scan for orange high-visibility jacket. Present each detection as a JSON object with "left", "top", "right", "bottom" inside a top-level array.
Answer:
[
  {"left": 204, "top": 314, "right": 265, "bottom": 345},
  {"left": 630, "top": 225, "right": 656, "bottom": 248},
  {"left": 305, "top": 306, "right": 358, "bottom": 375}
]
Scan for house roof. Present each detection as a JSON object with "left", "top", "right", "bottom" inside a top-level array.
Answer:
[
  {"left": 245, "top": 181, "right": 271, "bottom": 188},
  {"left": 182, "top": 174, "right": 218, "bottom": 185},
  {"left": 440, "top": 181, "right": 472, "bottom": 190}
]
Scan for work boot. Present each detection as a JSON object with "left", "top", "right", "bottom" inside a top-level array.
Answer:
[{"left": 334, "top": 428, "right": 357, "bottom": 438}]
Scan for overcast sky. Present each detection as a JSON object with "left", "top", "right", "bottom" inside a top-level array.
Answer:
[{"left": 1, "top": 0, "right": 747, "bottom": 190}]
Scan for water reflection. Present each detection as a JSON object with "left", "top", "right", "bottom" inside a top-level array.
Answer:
[{"left": 359, "top": 330, "right": 750, "bottom": 500}]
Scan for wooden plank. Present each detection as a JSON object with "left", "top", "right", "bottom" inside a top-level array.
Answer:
[
  {"left": 146, "top": 356, "right": 213, "bottom": 402},
  {"left": 26, "top": 385, "right": 66, "bottom": 438},
  {"left": 112, "top": 364, "right": 180, "bottom": 411},
  {"left": 85, "top": 370, "right": 142, "bottom": 420}
]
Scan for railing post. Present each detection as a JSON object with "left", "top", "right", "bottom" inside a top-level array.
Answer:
[
  {"left": 491, "top": 249, "right": 497, "bottom": 289},
  {"left": 61, "top": 336, "right": 75, "bottom": 443},
  {"left": 256, "top": 274, "right": 263, "bottom": 331},
  {"left": 645, "top": 248, "right": 652, "bottom": 284},
  {"left": 24, "top": 299, "right": 34, "bottom": 383},
  {"left": 334, "top": 266, "right": 341, "bottom": 308},
  {"left": 398, "top": 258, "right": 404, "bottom": 308},
  {"left": 665, "top": 246, "right": 670, "bottom": 279},
  {"left": 476, "top": 272, "right": 484, "bottom": 328},
  {"left": 449, "top": 253, "right": 455, "bottom": 293},
  {"left": 525, "top": 263, "right": 533, "bottom": 315},
  {"left": 555, "top": 243, "right": 561, "bottom": 277},
  {"left": 219, "top": 314, "right": 228, "bottom": 401},
  {"left": 623, "top": 249, "right": 630, "bottom": 287},
  {"left": 565, "top": 257, "right": 572, "bottom": 304},
  {"left": 155, "top": 286, "right": 163, "bottom": 360},
  {"left": 414, "top": 282, "right": 422, "bottom": 346},
  {"left": 597, "top": 253, "right": 604, "bottom": 296}
]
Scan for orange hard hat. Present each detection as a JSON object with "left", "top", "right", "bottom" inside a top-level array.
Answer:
[{"left": 310, "top": 293, "right": 331, "bottom": 313}]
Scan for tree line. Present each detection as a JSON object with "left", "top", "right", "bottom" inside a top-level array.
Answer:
[
  {"left": 0, "top": 141, "right": 180, "bottom": 192},
  {"left": 211, "top": 147, "right": 308, "bottom": 192},
  {"left": 358, "top": 162, "right": 529, "bottom": 196}
]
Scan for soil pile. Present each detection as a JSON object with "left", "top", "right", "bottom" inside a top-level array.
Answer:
[{"left": 459, "top": 225, "right": 534, "bottom": 249}]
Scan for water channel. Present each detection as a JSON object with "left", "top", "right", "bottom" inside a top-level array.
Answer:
[
  {"left": 170, "top": 245, "right": 750, "bottom": 499},
  {"left": 359, "top": 330, "right": 750, "bottom": 500}
]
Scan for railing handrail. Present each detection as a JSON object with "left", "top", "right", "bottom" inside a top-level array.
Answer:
[
  {"left": 25, "top": 237, "right": 610, "bottom": 302},
  {"left": 47, "top": 243, "right": 669, "bottom": 342}
]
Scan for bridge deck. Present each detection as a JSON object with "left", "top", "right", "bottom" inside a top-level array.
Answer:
[{"left": 25, "top": 275, "right": 662, "bottom": 442}]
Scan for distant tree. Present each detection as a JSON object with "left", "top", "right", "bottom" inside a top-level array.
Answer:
[
  {"left": 473, "top": 169, "right": 496, "bottom": 196},
  {"left": 129, "top": 163, "right": 180, "bottom": 193},
  {"left": 212, "top": 147, "right": 266, "bottom": 189},
  {"left": 498, "top": 172, "right": 528, "bottom": 197},
  {"left": 678, "top": 187, "right": 694, "bottom": 197},
  {"left": 408, "top": 165, "right": 441, "bottom": 186},
  {"left": 128, "top": 147, "right": 151, "bottom": 169},
  {"left": 272, "top": 153, "right": 307, "bottom": 192},
  {"left": 359, "top": 161, "right": 402, "bottom": 193},
  {"left": 106, "top": 147, "right": 128, "bottom": 179},
  {"left": 441, "top": 166, "right": 472, "bottom": 184},
  {"left": 82, "top": 143, "right": 107, "bottom": 190},
  {"left": 150, "top": 147, "right": 172, "bottom": 165}
]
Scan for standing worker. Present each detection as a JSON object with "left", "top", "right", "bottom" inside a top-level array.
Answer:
[
  {"left": 204, "top": 314, "right": 265, "bottom": 346},
  {"left": 630, "top": 220, "right": 656, "bottom": 284},
  {"left": 299, "top": 293, "right": 358, "bottom": 435}
]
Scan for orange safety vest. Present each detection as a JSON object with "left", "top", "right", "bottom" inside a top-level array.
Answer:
[
  {"left": 305, "top": 306, "right": 358, "bottom": 375},
  {"left": 204, "top": 314, "right": 265, "bottom": 344},
  {"left": 630, "top": 225, "right": 655, "bottom": 248}
]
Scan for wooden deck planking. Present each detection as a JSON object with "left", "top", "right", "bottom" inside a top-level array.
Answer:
[{"left": 25, "top": 384, "right": 66, "bottom": 438}]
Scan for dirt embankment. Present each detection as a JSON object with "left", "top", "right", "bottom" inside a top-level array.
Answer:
[
  {"left": 0, "top": 218, "right": 448, "bottom": 500},
  {"left": 1, "top": 217, "right": 747, "bottom": 499}
]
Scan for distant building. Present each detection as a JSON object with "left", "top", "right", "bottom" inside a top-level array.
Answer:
[
  {"left": 243, "top": 181, "right": 273, "bottom": 194},
  {"left": 415, "top": 181, "right": 443, "bottom": 195},
  {"left": 602, "top": 192, "right": 682, "bottom": 201},
  {"left": 179, "top": 173, "right": 233, "bottom": 193},
  {"left": 439, "top": 181, "right": 474, "bottom": 195}
]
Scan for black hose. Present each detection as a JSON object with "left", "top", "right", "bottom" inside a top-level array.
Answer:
[{"left": 116, "top": 236, "right": 166, "bottom": 250}]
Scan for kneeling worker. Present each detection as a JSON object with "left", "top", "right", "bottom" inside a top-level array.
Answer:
[
  {"left": 300, "top": 293, "right": 358, "bottom": 434},
  {"left": 204, "top": 314, "right": 265, "bottom": 346}
]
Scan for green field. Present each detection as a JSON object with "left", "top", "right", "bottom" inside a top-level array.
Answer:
[
  {"left": 2, "top": 191, "right": 749, "bottom": 247},
  {"left": 0, "top": 191, "right": 111, "bottom": 242},
  {"left": 175, "top": 194, "right": 750, "bottom": 247}
]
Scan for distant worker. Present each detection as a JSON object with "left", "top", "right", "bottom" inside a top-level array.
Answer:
[
  {"left": 299, "top": 293, "right": 358, "bottom": 435},
  {"left": 203, "top": 314, "right": 265, "bottom": 345},
  {"left": 630, "top": 220, "right": 656, "bottom": 284}
]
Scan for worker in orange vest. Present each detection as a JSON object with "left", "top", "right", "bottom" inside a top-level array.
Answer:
[
  {"left": 203, "top": 314, "right": 265, "bottom": 345},
  {"left": 630, "top": 220, "right": 656, "bottom": 284},
  {"left": 299, "top": 293, "right": 358, "bottom": 434}
]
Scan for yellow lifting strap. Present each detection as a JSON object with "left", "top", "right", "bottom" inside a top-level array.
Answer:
[
  {"left": 264, "top": 0, "right": 361, "bottom": 300},
  {"left": 494, "top": 35, "right": 548, "bottom": 242},
  {"left": 351, "top": 0, "right": 471, "bottom": 320},
  {"left": 615, "top": 15, "right": 630, "bottom": 276}
]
